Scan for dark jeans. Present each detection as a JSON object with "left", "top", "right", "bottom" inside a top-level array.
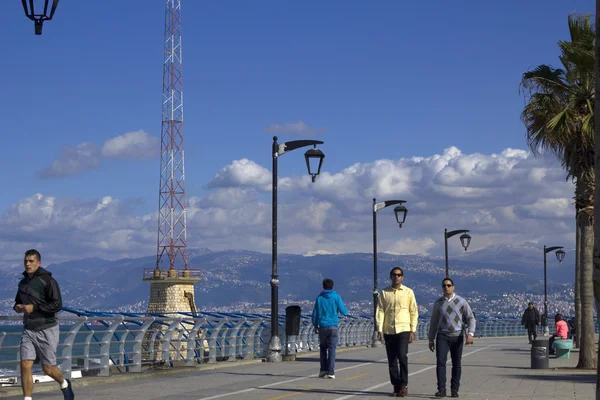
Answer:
[
  {"left": 319, "top": 327, "right": 338, "bottom": 374},
  {"left": 435, "top": 333, "right": 464, "bottom": 393},
  {"left": 384, "top": 332, "right": 410, "bottom": 390},
  {"left": 526, "top": 324, "right": 537, "bottom": 342}
]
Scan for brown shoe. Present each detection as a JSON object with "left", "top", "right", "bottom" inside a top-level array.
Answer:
[{"left": 398, "top": 387, "right": 408, "bottom": 397}]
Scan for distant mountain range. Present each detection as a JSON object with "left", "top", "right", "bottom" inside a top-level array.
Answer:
[{"left": 0, "top": 243, "right": 575, "bottom": 317}]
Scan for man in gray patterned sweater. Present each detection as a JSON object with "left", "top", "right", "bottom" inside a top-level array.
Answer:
[{"left": 428, "top": 278, "right": 476, "bottom": 398}]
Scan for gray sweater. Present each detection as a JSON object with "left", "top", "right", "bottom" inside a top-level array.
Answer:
[{"left": 428, "top": 294, "right": 476, "bottom": 342}]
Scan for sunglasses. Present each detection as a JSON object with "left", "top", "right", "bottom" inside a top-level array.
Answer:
[
  {"left": 392, "top": 274, "right": 403, "bottom": 277},
  {"left": 442, "top": 284, "right": 453, "bottom": 288}
]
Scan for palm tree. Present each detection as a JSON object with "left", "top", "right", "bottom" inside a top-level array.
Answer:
[
  {"left": 520, "top": 14, "right": 596, "bottom": 369},
  {"left": 593, "top": 0, "right": 600, "bottom": 395}
]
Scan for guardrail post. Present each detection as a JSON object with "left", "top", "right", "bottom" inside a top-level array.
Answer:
[
  {"left": 99, "top": 317, "right": 124, "bottom": 377},
  {"left": 59, "top": 318, "right": 86, "bottom": 379},
  {"left": 206, "top": 320, "right": 227, "bottom": 363},
  {"left": 185, "top": 318, "right": 205, "bottom": 366},
  {"left": 131, "top": 317, "right": 155, "bottom": 372},
  {"left": 161, "top": 318, "right": 182, "bottom": 365}
]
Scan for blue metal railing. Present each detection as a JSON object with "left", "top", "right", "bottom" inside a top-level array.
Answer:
[{"left": 0, "top": 310, "right": 530, "bottom": 383}]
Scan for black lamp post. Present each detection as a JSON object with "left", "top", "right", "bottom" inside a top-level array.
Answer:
[
  {"left": 444, "top": 229, "right": 471, "bottom": 278},
  {"left": 542, "top": 245, "right": 565, "bottom": 335},
  {"left": 267, "top": 136, "right": 325, "bottom": 362},
  {"left": 371, "top": 198, "right": 407, "bottom": 347},
  {"left": 22, "top": 0, "right": 60, "bottom": 35}
]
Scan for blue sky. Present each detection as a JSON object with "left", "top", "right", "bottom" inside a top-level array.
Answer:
[{"left": 0, "top": 0, "right": 591, "bottom": 264}]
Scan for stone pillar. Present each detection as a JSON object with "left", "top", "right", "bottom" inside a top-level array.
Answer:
[{"left": 142, "top": 269, "right": 201, "bottom": 364}]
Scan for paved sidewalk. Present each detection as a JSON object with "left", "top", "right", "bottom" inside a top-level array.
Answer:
[{"left": 0, "top": 337, "right": 595, "bottom": 399}]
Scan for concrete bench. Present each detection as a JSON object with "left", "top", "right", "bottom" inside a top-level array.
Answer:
[{"left": 552, "top": 339, "right": 573, "bottom": 359}]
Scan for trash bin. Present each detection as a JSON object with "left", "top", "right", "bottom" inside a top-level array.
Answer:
[
  {"left": 531, "top": 337, "right": 549, "bottom": 369},
  {"left": 285, "top": 305, "right": 302, "bottom": 336}
]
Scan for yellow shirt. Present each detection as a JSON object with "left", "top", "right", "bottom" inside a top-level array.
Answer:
[{"left": 376, "top": 285, "right": 419, "bottom": 334}]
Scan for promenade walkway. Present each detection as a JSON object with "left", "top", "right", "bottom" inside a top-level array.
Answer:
[{"left": 0, "top": 337, "right": 595, "bottom": 399}]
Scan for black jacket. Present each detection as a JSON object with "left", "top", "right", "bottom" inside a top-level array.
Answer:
[
  {"left": 521, "top": 307, "right": 540, "bottom": 327},
  {"left": 14, "top": 267, "right": 62, "bottom": 331}
]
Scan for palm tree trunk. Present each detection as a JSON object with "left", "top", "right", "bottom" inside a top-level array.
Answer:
[
  {"left": 575, "top": 214, "right": 581, "bottom": 349},
  {"left": 593, "top": 1, "right": 600, "bottom": 393},
  {"left": 577, "top": 193, "right": 597, "bottom": 369}
]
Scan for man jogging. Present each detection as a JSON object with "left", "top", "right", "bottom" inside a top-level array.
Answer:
[
  {"left": 428, "top": 278, "right": 476, "bottom": 398},
  {"left": 311, "top": 278, "right": 349, "bottom": 379},
  {"left": 14, "top": 249, "right": 74, "bottom": 400}
]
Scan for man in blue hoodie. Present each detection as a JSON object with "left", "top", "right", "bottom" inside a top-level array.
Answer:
[{"left": 311, "top": 278, "right": 349, "bottom": 379}]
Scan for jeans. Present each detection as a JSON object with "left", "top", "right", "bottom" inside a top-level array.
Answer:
[
  {"left": 319, "top": 327, "right": 338, "bottom": 375},
  {"left": 526, "top": 324, "right": 537, "bottom": 342},
  {"left": 384, "top": 332, "right": 410, "bottom": 390},
  {"left": 435, "top": 333, "right": 464, "bottom": 393}
]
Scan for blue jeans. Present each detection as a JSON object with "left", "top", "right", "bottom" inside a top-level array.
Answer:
[
  {"left": 435, "top": 333, "right": 464, "bottom": 393},
  {"left": 319, "top": 327, "right": 338, "bottom": 375}
]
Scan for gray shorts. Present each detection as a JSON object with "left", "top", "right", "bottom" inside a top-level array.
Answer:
[{"left": 20, "top": 325, "right": 59, "bottom": 366}]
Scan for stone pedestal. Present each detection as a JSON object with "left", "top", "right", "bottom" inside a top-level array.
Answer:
[{"left": 143, "top": 269, "right": 201, "bottom": 363}]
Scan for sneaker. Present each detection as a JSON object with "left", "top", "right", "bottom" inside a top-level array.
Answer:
[
  {"left": 327, "top": 374, "right": 335, "bottom": 379},
  {"left": 61, "top": 379, "right": 74, "bottom": 400},
  {"left": 318, "top": 371, "right": 327, "bottom": 378},
  {"left": 451, "top": 392, "right": 459, "bottom": 398},
  {"left": 435, "top": 390, "right": 447, "bottom": 397},
  {"left": 398, "top": 386, "right": 408, "bottom": 397}
]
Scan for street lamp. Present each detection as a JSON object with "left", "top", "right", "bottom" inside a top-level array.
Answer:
[
  {"left": 542, "top": 245, "right": 565, "bottom": 335},
  {"left": 444, "top": 229, "right": 471, "bottom": 278},
  {"left": 371, "top": 198, "right": 408, "bottom": 347},
  {"left": 22, "top": 0, "right": 60, "bottom": 35},
  {"left": 267, "top": 136, "right": 325, "bottom": 362}
]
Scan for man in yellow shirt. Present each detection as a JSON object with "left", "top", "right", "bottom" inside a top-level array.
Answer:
[{"left": 376, "top": 267, "right": 419, "bottom": 397}]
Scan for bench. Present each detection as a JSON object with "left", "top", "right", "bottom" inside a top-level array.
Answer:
[{"left": 552, "top": 339, "right": 573, "bottom": 359}]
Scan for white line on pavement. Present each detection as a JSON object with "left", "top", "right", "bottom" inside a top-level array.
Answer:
[
  {"left": 197, "top": 348, "right": 430, "bottom": 400},
  {"left": 331, "top": 345, "right": 496, "bottom": 400}
]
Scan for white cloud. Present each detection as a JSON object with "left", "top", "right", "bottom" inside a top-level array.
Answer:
[
  {"left": 36, "top": 143, "right": 100, "bottom": 178},
  {"left": 207, "top": 159, "right": 271, "bottom": 189},
  {"left": 37, "top": 131, "right": 159, "bottom": 179},
  {"left": 264, "top": 121, "right": 327, "bottom": 136},
  {"left": 101, "top": 130, "right": 159, "bottom": 159},
  {"left": 4, "top": 146, "right": 578, "bottom": 265}
]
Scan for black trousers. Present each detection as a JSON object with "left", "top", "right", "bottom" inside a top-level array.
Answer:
[
  {"left": 526, "top": 324, "right": 537, "bottom": 342},
  {"left": 435, "top": 333, "right": 464, "bottom": 393},
  {"left": 384, "top": 332, "right": 410, "bottom": 390}
]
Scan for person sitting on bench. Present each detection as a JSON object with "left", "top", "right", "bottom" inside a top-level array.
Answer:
[{"left": 548, "top": 313, "right": 569, "bottom": 356}]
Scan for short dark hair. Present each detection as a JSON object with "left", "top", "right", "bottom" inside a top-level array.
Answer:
[
  {"left": 442, "top": 278, "right": 454, "bottom": 286},
  {"left": 528, "top": 302, "right": 534, "bottom": 306},
  {"left": 24, "top": 249, "right": 41, "bottom": 262},
  {"left": 390, "top": 267, "right": 403, "bottom": 277},
  {"left": 322, "top": 278, "right": 334, "bottom": 290},
  {"left": 555, "top": 313, "right": 562, "bottom": 322}
]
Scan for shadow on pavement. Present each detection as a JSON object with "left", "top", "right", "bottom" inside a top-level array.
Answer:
[
  {"left": 508, "top": 374, "right": 595, "bottom": 383},
  {"left": 259, "top": 386, "right": 436, "bottom": 398}
]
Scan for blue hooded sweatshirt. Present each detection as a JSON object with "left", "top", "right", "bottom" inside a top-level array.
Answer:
[{"left": 311, "top": 290, "right": 349, "bottom": 328}]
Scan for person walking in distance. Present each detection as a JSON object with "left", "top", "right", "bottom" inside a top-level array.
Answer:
[
  {"left": 520, "top": 302, "right": 540, "bottom": 344},
  {"left": 311, "top": 278, "right": 349, "bottom": 379},
  {"left": 428, "top": 278, "right": 476, "bottom": 398},
  {"left": 376, "top": 267, "right": 419, "bottom": 397},
  {"left": 14, "top": 249, "right": 75, "bottom": 400}
]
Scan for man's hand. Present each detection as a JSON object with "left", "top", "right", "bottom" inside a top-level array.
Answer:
[
  {"left": 409, "top": 332, "right": 415, "bottom": 343},
  {"left": 23, "top": 304, "right": 34, "bottom": 314},
  {"left": 429, "top": 342, "right": 435, "bottom": 352},
  {"left": 465, "top": 335, "right": 474, "bottom": 345},
  {"left": 14, "top": 304, "right": 24, "bottom": 313},
  {"left": 377, "top": 332, "right": 382, "bottom": 341}
]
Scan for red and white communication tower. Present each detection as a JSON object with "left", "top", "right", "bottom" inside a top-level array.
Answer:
[{"left": 156, "top": 0, "right": 188, "bottom": 275}]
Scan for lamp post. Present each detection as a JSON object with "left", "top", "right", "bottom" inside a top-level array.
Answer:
[
  {"left": 371, "top": 198, "right": 408, "bottom": 348},
  {"left": 542, "top": 245, "right": 566, "bottom": 335},
  {"left": 21, "top": 0, "right": 60, "bottom": 35},
  {"left": 267, "top": 136, "right": 325, "bottom": 363},
  {"left": 444, "top": 229, "right": 471, "bottom": 278}
]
